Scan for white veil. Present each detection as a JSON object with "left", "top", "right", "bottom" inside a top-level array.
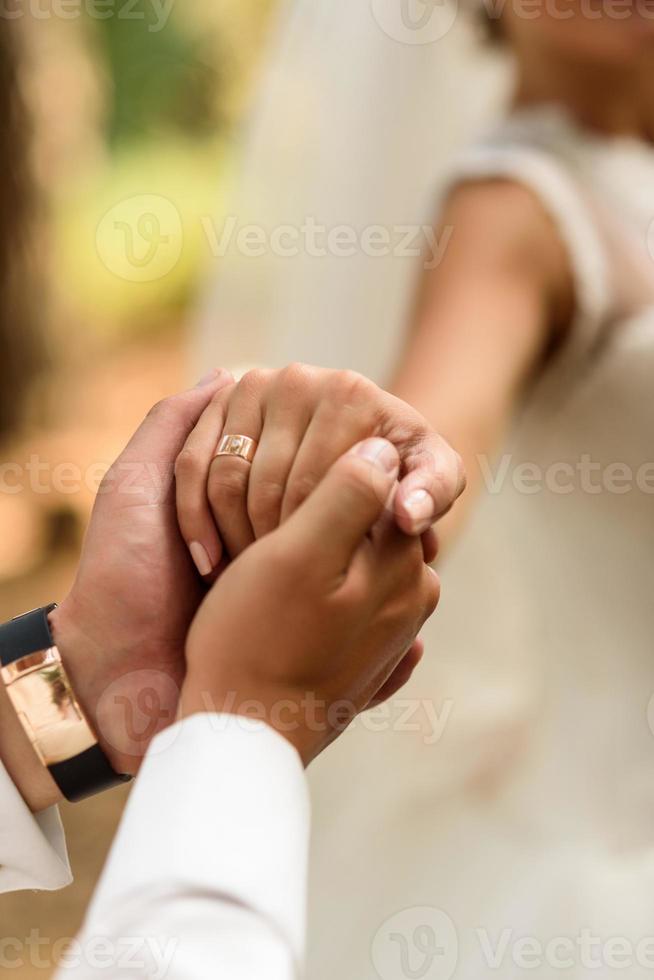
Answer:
[{"left": 194, "top": 0, "right": 511, "bottom": 384}]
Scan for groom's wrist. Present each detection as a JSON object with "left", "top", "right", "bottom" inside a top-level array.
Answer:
[{"left": 48, "top": 600, "right": 140, "bottom": 778}]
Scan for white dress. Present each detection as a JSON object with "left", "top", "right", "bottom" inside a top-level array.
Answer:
[{"left": 304, "top": 107, "right": 654, "bottom": 980}]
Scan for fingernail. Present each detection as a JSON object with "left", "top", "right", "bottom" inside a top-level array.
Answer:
[
  {"left": 195, "top": 369, "right": 220, "bottom": 387},
  {"left": 352, "top": 438, "right": 398, "bottom": 474},
  {"left": 403, "top": 489, "right": 435, "bottom": 528},
  {"left": 189, "top": 541, "right": 213, "bottom": 577}
]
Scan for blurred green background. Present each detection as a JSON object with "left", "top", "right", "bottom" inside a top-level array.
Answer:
[
  {"left": 0, "top": 5, "right": 278, "bottom": 973},
  {"left": 52, "top": 0, "right": 276, "bottom": 333}
]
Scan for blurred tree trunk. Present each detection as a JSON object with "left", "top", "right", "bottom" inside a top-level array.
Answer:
[{"left": 0, "top": 19, "right": 44, "bottom": 441}]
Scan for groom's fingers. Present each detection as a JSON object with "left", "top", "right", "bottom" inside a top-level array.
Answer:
[
  {"left": 111, "top": 370, "right": 234, "bottom": 513},
  {"left": 123, "top": 369, "right": 234, "bottom": 464},
  {"left": 282, "top": 438, "right": 399, "bottom": 581}
]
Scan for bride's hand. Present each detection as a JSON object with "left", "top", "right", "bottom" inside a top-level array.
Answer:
[
  {"left": 181, "top": 439, "right": 440, "bottom": 766},
  {"left": 174, "top": 364, "right": 465, "bottom": 577}
]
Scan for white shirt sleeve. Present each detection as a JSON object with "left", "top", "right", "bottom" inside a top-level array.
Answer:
[
  {"left": 54, "top": 714, "right": 310, "bottom": 980},
  {"left": 0, "top": 761, "right": 72, "bottom": 894}
]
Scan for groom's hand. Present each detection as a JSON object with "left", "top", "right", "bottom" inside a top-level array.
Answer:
[
  {"left": 48, "top": 370, "right": 233, "bottom": 776},
  {"left": 175, "top": 364, "right": 465, "bottom": 575}
]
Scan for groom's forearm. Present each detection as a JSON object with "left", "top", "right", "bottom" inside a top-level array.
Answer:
[{"left": 54, "top": 715, "right": 309, "bottom": 980}]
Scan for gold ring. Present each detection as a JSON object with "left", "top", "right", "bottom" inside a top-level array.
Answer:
[{"left": 214, "top": 434, "right": 258, "bottom": 464}]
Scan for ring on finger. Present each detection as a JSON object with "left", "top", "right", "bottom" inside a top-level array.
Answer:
[{"left": 215, "top": 434, "right": 258, "bottom": 465}]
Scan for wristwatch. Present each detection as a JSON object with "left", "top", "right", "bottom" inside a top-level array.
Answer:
[{"left": 0, "top": 606, "right": 131, "bottom": 802}]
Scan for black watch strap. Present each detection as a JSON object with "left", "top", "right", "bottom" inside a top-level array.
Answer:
[
  {"left": 0, "top": 606, "right": 132, "bottom": 803},
  {"left": 48, "top": 745, "right": 131, "bottom": 803},
  {"left": 0, "top": 605, "right": 56, "bottom": 666}
]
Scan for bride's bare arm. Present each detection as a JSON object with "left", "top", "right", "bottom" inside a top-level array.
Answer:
[{"left": 391, "top": 177, "right": 575, "bottom": 544}]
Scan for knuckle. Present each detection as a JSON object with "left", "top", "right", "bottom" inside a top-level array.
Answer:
[
  {"left": 238, "top": 368, "right": 271, "bottom": 396},
  {"left": 337, "top": 569, "right": 373, "bottom": 611},
  {"left": 248, "top": 478, "right": 285, "bottom": 527},
  {"left": 207, "top": 463, "right": 249, "bottom": 508},
  {"left": 147, "top": 391, "right": 197, "bottom": 427},
  {"left": 286, "top": 471, "right": 320, "bottom": 509},
  {"left": 146, "top": 395, "right": 173, "bottom": 421},
  {"left": 331, "top": 369, "right": 371, "bottom": 403},
  {"left": 174, "top": 447, "right": 203, "bottom": 482},
  {"left": 278, "top": 362, "right": 315, "bottom": 392}
]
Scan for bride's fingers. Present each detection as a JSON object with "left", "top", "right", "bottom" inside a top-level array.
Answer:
[
  {"left": 206, "top": 369, "right": 270, "bottom": 559},
  {"left": 248, "top": 369, "right": 314, "bottom": 539},
  {"left": 281, "top": 372, "right": 379, "bottom": 522},
  {"left": 394, "top": 438, "right": 466, "bottom": 535},
  {"left": 175, "top": 382, "right": 235, "bottom": 578}
]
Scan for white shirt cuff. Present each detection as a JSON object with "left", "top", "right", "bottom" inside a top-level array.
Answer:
[
  {"left": 84, "top": 713, "right": 310, "bottom": 965},
  {"left": 0, "top": 760, "right": 71, "bottom": 893}
]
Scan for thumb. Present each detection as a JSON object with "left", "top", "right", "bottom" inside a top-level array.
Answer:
[
  {"left": 283, "top": 438, "right": 400, "bottom": 576},
  {"left": 101, "top": 370, "right": 234, "bottom": 508},
  {"left": 121, "top": 369, "right": 234, "bottom": 465}
]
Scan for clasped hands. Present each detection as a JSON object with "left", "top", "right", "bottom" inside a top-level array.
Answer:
[{"left": 48, "top": 365, "right": 465, "bottom": 780}]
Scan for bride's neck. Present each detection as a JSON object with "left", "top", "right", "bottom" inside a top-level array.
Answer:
[{"left": 513, "top": 49, "right": 654, "bottom": 143}]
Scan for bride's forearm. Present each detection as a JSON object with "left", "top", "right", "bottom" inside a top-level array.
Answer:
[{"left": 390, "top": 180, "right": 571, "bottom": 552}]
